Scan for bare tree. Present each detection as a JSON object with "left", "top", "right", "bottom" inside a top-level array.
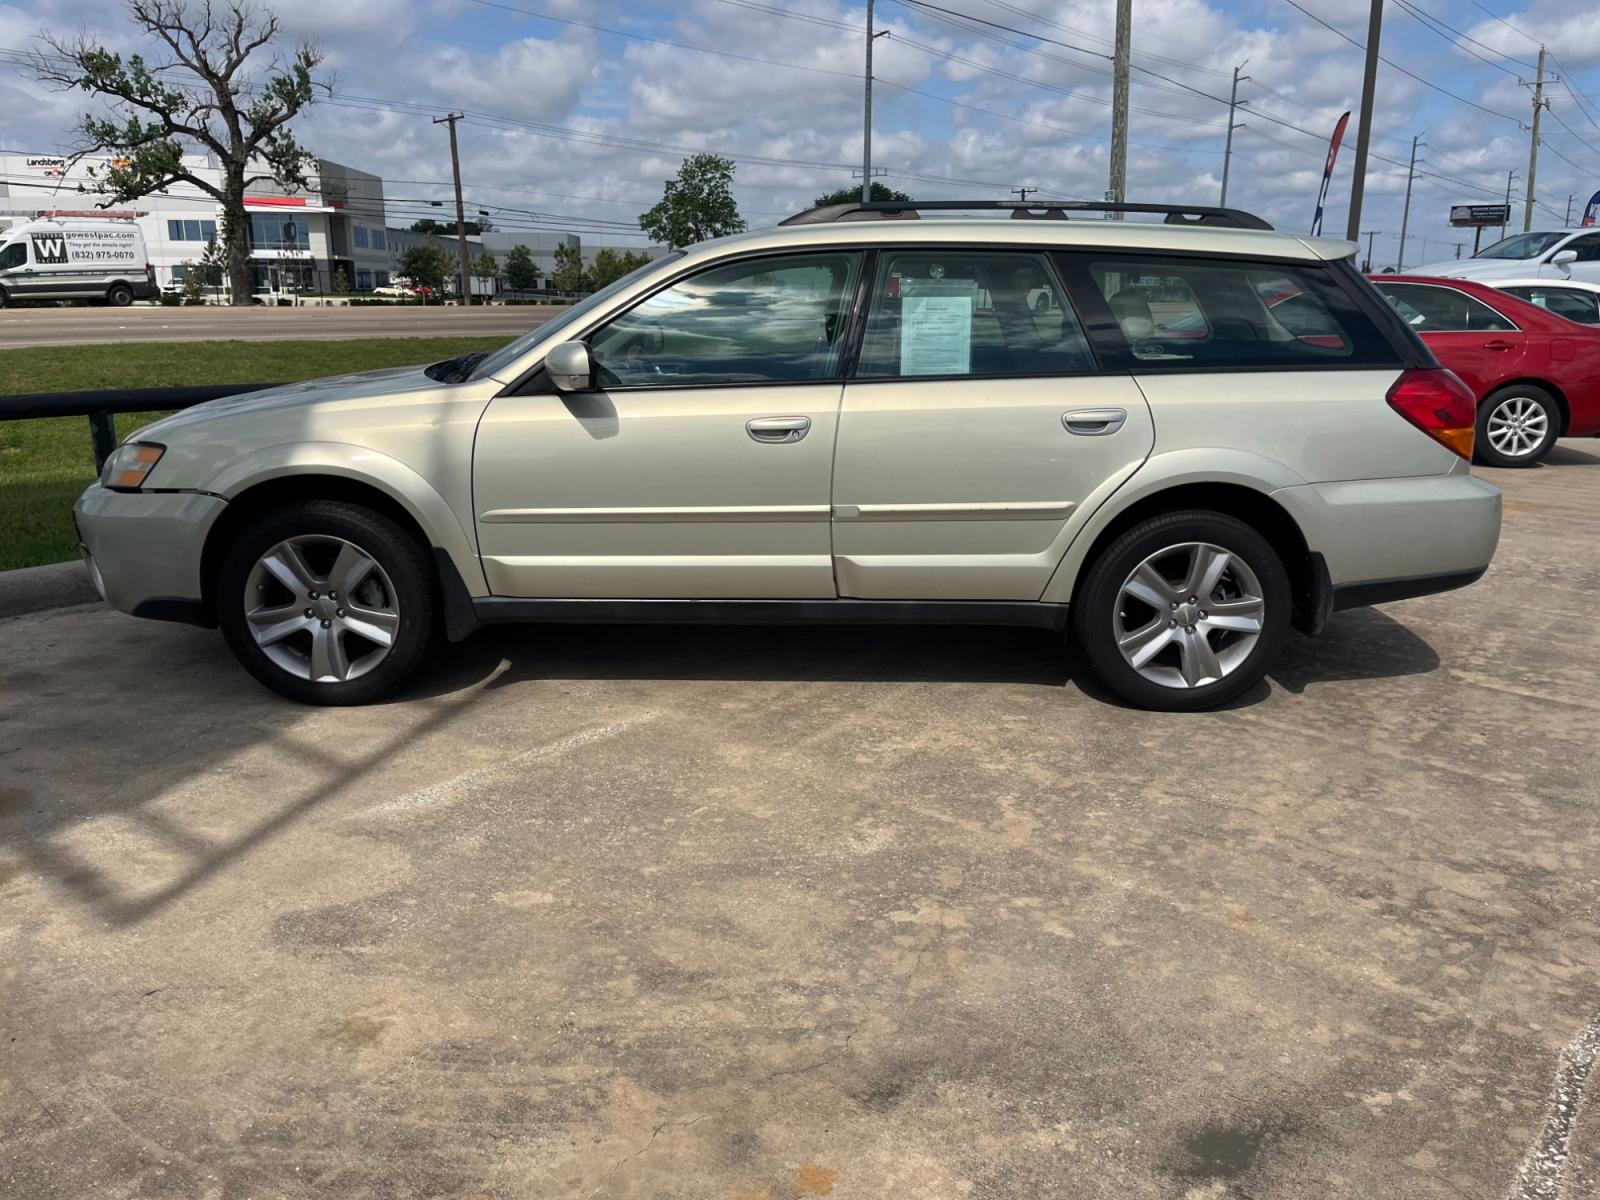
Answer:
[{"left": 32, "top": 1, "right": 329, "bottom": 304}]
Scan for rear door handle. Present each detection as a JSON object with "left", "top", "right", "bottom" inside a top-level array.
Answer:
[
  {"left": 1484, "top": 339, "right": 1516, "bottom": 351},
  {"left": 747, "top": 416, "right": 811, "bottom": 444},
  {"left": 1063, "top": 407, "right": 1128, "bottom": 436}
]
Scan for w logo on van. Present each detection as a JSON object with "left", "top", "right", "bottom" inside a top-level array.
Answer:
[{"left": 30, "top": 235, "right": 69, "bottom": 264}]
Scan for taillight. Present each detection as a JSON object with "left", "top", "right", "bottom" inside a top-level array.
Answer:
[{"left": 1386, "top": 368, "right": 1476, "bottom": 460}]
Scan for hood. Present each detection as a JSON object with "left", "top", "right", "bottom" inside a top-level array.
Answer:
[{"left": 130, "top": 364, "right": 435, "bottom": 442}]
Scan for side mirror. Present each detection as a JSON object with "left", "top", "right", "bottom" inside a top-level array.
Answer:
[
  {"left": 546, "top": 341, "right": 594, "bottom": 392},
  {"left": 1551, "top": 249, "right": 1578, "bottom": 267}
]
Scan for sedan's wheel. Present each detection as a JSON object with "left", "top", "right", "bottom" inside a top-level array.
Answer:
[
  {"left": 1478, "top": 386, "right": 1559, "bottom": 467},
  {"left": 218, "top": 500, "right": 436, "bottom": 705},
  {"left": 1074, "top": 511, "right": 1290, "bottom": 712}
]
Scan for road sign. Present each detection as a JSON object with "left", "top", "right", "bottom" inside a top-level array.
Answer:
[{"left": 1449, "top": 204, "right": 1510, "bottom": 228}]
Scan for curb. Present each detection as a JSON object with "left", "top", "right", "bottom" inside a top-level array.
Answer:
[{"left": 0, "top": 559, "right": 101, "bottom": 619}]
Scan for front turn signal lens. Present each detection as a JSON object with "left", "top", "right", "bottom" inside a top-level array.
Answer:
[{"left": 102, "top": 442, "right": 166, "bottom": 490}]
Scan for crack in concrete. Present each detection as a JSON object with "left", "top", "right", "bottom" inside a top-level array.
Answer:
[{"left": 1507, "top": 1011, "right": 1600, "bottom": 1200}]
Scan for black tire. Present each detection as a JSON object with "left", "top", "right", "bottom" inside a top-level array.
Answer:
[
  {"left": 1073, "top": 510, "right": 1292, "bottom": 712},
  {"left": 216, "top": 500, "right": 436, "bottom": 705},
  {"left": 106, "top": 283, "right": 135, "bottom": 307},
  {"left": 1476, "top": 384, "right": 1560, "bottom": 468},
  {"left": 0, "top": 286, "right": 8, "bottom": 309}
]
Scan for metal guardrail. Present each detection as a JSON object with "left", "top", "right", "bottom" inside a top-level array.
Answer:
[{"left": 0, "top": 384, "right": 274, "bottom": 470}]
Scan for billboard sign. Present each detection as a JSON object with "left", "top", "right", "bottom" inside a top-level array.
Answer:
[{"left": 1450, "top": 204, "right": 1511, "bottom": 227}]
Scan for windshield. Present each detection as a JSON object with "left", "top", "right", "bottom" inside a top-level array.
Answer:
[
  {"left": 1475, "top": 231, "right": 1568, "bottom": 260},
  {"left": 468, "top": 252, "right": 685, "bottom": 382}
]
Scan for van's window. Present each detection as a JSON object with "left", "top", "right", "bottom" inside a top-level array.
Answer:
[
  {"left": 856, "top": 251, "right": 1093, "bottom": 378},
  {"left": 1371, "top": 282, "right": 1515, "bottom": 332},
  {"left": 1086, "top": 258, "right": 1365, "bottom": 365},
  {"left": 588, "top": 252, "right": 862, "bottom": 387},
  {"left": 0, "top": 242, "right": 24, "bottom": 270},
  {"left": 1500, "top": 286, "right": 1600, "bottom": 324}
]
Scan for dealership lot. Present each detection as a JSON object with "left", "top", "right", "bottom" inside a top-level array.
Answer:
[{"left": 2, "top": 448, "right": 1597, "bottom": 1198}]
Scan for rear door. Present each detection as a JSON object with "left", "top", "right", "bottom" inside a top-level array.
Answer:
[
  {"left": 831, "top": 247, "right": 1152, "bottom": 600},
  {"left": 1371, "top": 281, "right": 1526, "bottom": 396}
]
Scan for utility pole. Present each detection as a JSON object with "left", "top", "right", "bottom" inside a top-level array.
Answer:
[
  {"left": 1525, "top": 45, "right": 1548, "bottom": 232},
  {"left": 1220, "top": 60, "right": 1249, "bottom": 208},
  {"left": 1108, "top": 0, "right": 1131, "bottom": 219},
  {"left": 1397, "top": 134, "right": 1421, "bottom": 271},
  {"left": 1362, "top": 229, "right": 1378, "bottom": 272},
  {"left": 1502, "top": 169, "right": 1518, "bottom": 239},
  {"left": 862, "top": 0, "right": 889, "bottom": 205},
  {"left": 433, "top": 112, "right": 472, "bottom": 305},
  {"left": 1346, "top": 0, "right": 1384, "bottom": 242},
  {"left": 1011, "top": 186, "right": 1037, "bottom": 203},
  {"left": 1566, "top": 193, "right": 1575, "bottom": 226}
]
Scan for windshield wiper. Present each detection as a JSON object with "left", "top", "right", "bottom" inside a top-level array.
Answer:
[{"left": 425, "top": 351, "right": 490, "bottom": 383}]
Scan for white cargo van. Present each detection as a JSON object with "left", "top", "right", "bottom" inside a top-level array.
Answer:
[{"left": 0, "top": 218, "right": 157, "bottom": 307}]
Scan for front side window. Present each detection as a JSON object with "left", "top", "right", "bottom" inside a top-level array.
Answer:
[
  {"left": 1501, "top": 286, "right": 1600, "bottom": 324},
  {"left": 1567, "top": 233, "right": 1600, "bottom": 262},
  {"left": 1087, "top": 258, "right": 1360, "bottom": 364},
  {"left": 857, "top": 250, "right": 1093, "bottom": 378},
  {"left": 1372, "top": 282, "right": 1515, "bottom": 332},
  {"left": 588, "top": 252, "right": 861, "bottom": 388},
  {"left": 1475, "top": 231, "right": 1568, "bottom": 260},
  {"left": 0, "top": 242, "right": 25, "bottom": 270}
]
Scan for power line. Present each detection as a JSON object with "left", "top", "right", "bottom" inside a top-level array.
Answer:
[
  {"left": 1457, "top": 0, "right": 1543, "bottom": 51},
  {"left": 1274, "top": 0, "right": 1524, "bottom": 124},
  {"left": 1388, "top": 0, "right": 1524, "bottom": 76}
]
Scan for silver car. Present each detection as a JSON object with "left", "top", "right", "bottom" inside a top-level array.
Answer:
[{"left": 75, "top": 200, "right": 1502, "bottom": 711}]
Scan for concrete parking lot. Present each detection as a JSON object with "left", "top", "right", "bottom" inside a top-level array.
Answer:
[
  {"left": 2, "top": 447, "right": 1598, "bottom": 1199},
  {"left": 0, "top": 304, "right": 551, "bottom": 348}
]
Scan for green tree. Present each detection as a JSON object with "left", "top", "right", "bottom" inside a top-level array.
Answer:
[
  {"left": 591, "top": 247, "right": 654, "bottom": 287},
  {"left": 471, "top": 250, "right": 501, "bottom": 299},
  {"left": 199, "top": 237, "right": 225, "bottom": 293},
  {"left": 33, "top": 1, "right": 329, "bottom": 305},
  {"left": 812, "top": 182, "right": 914, "bottom": 207},
  {"left": 640, "top": 153, "right": 745, "bottom": 249},
  {"left": 551, "top": 242, "right": 590, "bottom": 292},
  {"left": 179, "top": 259, "right": 204, "bottom": 303},
  {"left": 398, "top": 242, "right": 452, "bottom": 300},
  {"left": 503, "top": 244, "right": 539, "bottom": 292},
  {"left": 410, "top": 216, "right": 492, "bottom": 236}
]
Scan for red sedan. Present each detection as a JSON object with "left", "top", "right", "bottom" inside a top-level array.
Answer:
[{"left": 1369, "top": 275, "right": 1600, "bottom": 466}]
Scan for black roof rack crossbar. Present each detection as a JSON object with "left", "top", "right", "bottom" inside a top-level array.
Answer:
[{"left": 779, "top": 199, "right": 1274, "bottom": 231}]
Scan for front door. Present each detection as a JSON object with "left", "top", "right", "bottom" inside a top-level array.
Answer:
[
  {"left": 1548, "top": 231, "right": 1600, "bottom": 284},
  {"left": 473, "top": 250, "right": 863, "bottom": 598},
  {"left": 0, "top": 239, "right": 32, "bottom": 297},
  {"left": 831, "top": 248, "right": 1153, "bottom": 600}
]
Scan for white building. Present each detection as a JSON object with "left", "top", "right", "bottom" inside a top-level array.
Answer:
[{"left": 0, "top": 152, "right": 396, "bottom": 294}]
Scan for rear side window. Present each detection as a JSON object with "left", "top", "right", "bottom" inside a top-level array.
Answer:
[
  {"left": 855, "top": 250, "right": 1095, "bottom": 378},
  {"left": 1083, "top": 258, "right": 1371, "bottom": 366},
  {"left": 1372, "top": 282, "right": 1515, "bottom": 333},
  {"left": 1501, "top": 286, "right": 1600, "bottom": 324}
]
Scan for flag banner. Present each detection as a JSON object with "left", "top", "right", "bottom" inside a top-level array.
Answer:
[
  {"left": 1583, "top": 190, "right": 1600, "bottom": 227},
  {"left": 1311, "top": 111, "right": 1352, "bottom": 237}
]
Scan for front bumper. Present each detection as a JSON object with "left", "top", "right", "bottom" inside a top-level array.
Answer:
[{"left": 74, "top": 484, "right": 226, "bottom": 623}]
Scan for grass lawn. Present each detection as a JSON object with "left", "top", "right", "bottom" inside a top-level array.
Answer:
[{"left": 0, "top": 336, "right": 511, "bottom": 571}]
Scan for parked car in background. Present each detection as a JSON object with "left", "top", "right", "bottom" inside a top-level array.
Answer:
[
  {"left": 1411, "top": 228, "right": 1600, "bottom": 285},
  {"left": 1370, "top": 275, "right": 1600, "bottom": 466},
  {"left": 74, "top": 200, "right": 1502, "bottom": 713},
  {"left": 1485, "top": 278, "right": 1600, "bottom": 326}
]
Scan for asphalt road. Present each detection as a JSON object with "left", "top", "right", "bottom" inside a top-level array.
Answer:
[
  {"left": 3, "top": 448, "right": 1599, "bottom": 1199},
  {"left": 0, "top": 303, "right": 553, "bottom": 347}
]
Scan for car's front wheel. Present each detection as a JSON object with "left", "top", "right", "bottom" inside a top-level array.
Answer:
[
  {"left": 1477, "top": 384, "right": 1560, "bottom": 467},
  {"left": 1073, "top": 511, "right": 1291, "bottom": 712},
  {"left": 217, "top": 500, "right": 436, "bottom": 705},
  {"left": 107, "top": 283, "right": 135, "bottom": 307}
]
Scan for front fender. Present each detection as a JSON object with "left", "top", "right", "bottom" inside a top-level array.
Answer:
[
  {"left": 1040, "top": 447, "right": 1308, "bottom": 604},
  {"left": 202, "top": 441, "right": 487, "bottom": 596}
]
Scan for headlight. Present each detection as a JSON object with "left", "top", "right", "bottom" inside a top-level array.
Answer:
[{"left": 101, "top": 442, "right": 166, "bottom": 490}]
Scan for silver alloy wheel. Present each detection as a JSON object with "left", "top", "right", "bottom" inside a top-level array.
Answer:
[
  {"left": 1486, "top": 395, "right": 1550, "bottom": 458},
  {"left": 1114, "top": 542, "right": 1266, "bottom": 690},
  {"left": 243, "top": 535, "right": 400, "bottom": 684}
]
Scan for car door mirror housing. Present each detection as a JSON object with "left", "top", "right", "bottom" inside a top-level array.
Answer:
[
  {"left": 546, "top": 341, "right": 595, "bottom": 392},
  {"left": 1551, "top": 249, "right": 1578, "bottom": 266}
]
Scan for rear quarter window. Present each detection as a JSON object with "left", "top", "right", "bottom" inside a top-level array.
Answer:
[{"left": 1069, "top": 254, "right": 1401, "bottom": 369}]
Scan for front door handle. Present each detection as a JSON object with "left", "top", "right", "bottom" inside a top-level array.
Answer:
[
  {"left": 747, "top": 416, "right": 811, "bottom": 444},
  {"left": 1063, "top": 407, "right": 1128, "bottom": 436},
  {"left": 1484, "top": 339, "right": 1516, "bottom": 351}
]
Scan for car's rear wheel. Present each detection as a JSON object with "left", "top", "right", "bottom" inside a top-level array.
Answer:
[
  {"left": 0, "top": 286, "right": 8, "bottom": 309},
  {"left": 1074, "top": 511, "right": 1291, "bottom": 712},
  {"left": 107, "top": 283, "right": 135, "bottom": 307},
  {"left": 1478, "top": 384, "right": 1559, "bottom": 467},
  {"left": 217, "top": 500, "right": 436, "bottom": 705}
]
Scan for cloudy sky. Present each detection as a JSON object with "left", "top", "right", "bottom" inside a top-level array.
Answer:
[{"left": 1, "top": 0, "right": 1598, "bottom": 267}]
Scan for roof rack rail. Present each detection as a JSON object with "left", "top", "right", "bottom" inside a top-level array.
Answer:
[{"left": 779, "top": 199, "right": 1274, "bottom": 231}]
